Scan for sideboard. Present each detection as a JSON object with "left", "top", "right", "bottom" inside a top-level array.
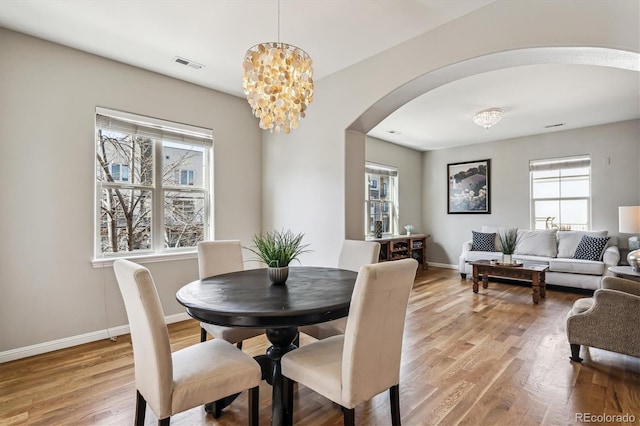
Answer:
[{"left": 366, "top": 234, "right": 429, "bottom": 270}]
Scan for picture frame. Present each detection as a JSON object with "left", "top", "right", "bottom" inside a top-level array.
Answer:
[{"left": 447, "top": 159, "right": 491, "bottom": 214}]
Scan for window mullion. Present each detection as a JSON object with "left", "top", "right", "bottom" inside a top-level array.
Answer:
[{"left": 153, "top": 141, "right": 164, "bottom": 252}]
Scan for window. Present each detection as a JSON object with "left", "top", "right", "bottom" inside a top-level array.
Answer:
[
  {"left": 365, "top": 163, "right": 398, "bottom": 237},
  {"left": 530, "top": 155, "right": 591, "bottom": 231},
  {"left": 95, "top": 107, "right": 213, "bottom": 258}
]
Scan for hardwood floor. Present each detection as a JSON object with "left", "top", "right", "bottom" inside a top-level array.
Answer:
[{"left": 1, "top": 267, "right": 639, "bottom": 425}]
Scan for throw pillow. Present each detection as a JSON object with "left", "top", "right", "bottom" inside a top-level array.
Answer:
[
  {"left": 557, "top": 230, "right": 608, "bottom": 258},
  {"left": 573, "top": 235, "right": 610, "bottom": 261},
  {"left": 471, "top": 231, "right": 496, "bottom": 252},
  {"left": 516, "top": 229, "right": 558, "bottom": 258}
]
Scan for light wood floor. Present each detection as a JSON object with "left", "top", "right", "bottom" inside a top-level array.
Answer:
[{"left": 2, "top": 267, "right": 639, "bottom": 425}]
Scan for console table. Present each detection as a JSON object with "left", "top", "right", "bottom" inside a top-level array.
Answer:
[{"left": 367, "top": 234, "right": 429, "bottom": 270}]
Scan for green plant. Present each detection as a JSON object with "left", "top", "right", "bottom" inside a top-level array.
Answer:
[
  {"left": 246, "top": 229, "right": 312, "bottom": 268},
  {"left": 499, "top": 228, "right": 518, "bottom": 255}
]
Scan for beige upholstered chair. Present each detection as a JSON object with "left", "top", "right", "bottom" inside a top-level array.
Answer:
[
  {"left": 299, "top": 239, "right": 381, "bottom": 340},
  {"left": 113, "top": 259, "right": 261, "bottom": 426},
  {"left": 567, "top": 276, "right": 640, "bottom": 362},
  {"left": 197, "top": 240, "right": 265, "bottom": 347},
  {"left": 282, "top": 258, "right": 418, "bottom": 426}
]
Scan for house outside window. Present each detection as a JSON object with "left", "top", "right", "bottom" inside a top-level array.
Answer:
[
  {"left": 530, "top": 155, "right": 591, "bottom": 231},
  {"left": 95, "top": 107, "right": 213, "bottom": 258},
  {"left": 365, "top": 163, "right": 399, "bottom": 237}
]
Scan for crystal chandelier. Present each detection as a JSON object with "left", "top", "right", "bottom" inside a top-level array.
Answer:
[
  {"left": 242, "top": 1, "right": 314, "bottom": 134},
  {"left": 472, "top": 108, "right": 504, "bottom": 129}
]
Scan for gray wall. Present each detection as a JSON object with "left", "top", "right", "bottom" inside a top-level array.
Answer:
[
  {"left": 366, "top": 136, "right": 423, "bottom": 236},
  {"left": 0, "top": 28, "right": 263, "bottom": 353},
  {"left": 423, "top": 119, "right": 640, "bottom": 266}
]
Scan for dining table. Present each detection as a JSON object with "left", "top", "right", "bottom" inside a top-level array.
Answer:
[{"left": 176, "top": 266, "right": 358, "bottom": 426}]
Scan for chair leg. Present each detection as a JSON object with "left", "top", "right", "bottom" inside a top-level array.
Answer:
[
  {"left": 248, "top": 386, "right": 259, "bottom": 426},
  {"left": 158, "top": 418, "right": 170, "bottom": 426},
  {"left": 570, "top": 344, "right": 583, "bottom": 362},
  {"left": 293, "top": 332, "right": 300, "bottom": 348},
  {"left": 200, "top": 327, "right": 207, "bottom": 342},
  {"left": 135, "top": 390, "right": 146, "bottom": 426},
  {"left": 213, "top": 400, "right": 223, "bottom": 418},
  {"left": 237, "top": 340, "right": 244, "bottom": 350},
  {"left": 283, "top": 376, "right": 294, "bottom": 425},
  {"left": 343, "top": 407, "right": 355, "bottom": 426},
  {"left": 390, "top": 384, "right": 401, "bottom": 426}
]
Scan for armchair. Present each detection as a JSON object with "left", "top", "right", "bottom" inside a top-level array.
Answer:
[{"left": 566, "top": 276, "right": 640, "bottom": 362}]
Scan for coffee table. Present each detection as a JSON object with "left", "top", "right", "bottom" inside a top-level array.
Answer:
[{"left": 469, "top": 259, "right": 549, "bottom": 304}]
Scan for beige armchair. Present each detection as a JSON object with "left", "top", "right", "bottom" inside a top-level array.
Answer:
[
  {"left": 197, "top": 240, "right": 265, "bottom": 347},
  {"left": 567, "top": 276, "right": 640, "bottom": 362},
  {"left": 282, "top": 258, "right": 418, "bottom": 425},
  {"left": 298, "top": 239, "right": 381, "bottom": 340},
  {"left": 113, "top": 259, "right": 261, "bottom": 426}
]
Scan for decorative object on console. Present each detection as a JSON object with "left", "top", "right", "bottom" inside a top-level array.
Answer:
[
  {"left": 242, "top": 0, "right": 313, "bottom": 134},
  {"left": 404, "top": 225, "right": 414, "bottom": 236},
  {"left": 472, "top": 107, "right": 503, "bottom": 129},
  {"left": 246, "top": 229, "right": 311, "bottom": 284},
  {"left": 619, "top": 206, "right": 640, "bottom": 271},
  {"left": 374, "top": 221, "right": 383, "bottom": 238}
]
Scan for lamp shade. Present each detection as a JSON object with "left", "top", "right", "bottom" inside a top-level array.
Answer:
[{"left": 619, "top": 206, "right": 640, "bottom": 233}]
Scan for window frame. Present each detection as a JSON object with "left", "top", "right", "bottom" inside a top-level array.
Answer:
[
  {"left": 93, "top": 107, "right": 213, "bottom": 264},
  {"left": 365, "top": 163, "right": 399, "bottom": 237},
  {"left": 529, "top": 155, "right": 591, "bottom": 231}
]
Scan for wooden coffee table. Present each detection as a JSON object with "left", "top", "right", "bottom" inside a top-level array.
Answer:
[{"left": 469, "top": 259, "right": 549, "bottom": 304}]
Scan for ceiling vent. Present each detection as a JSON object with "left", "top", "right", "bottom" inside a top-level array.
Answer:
[
  {"left": 544, "top": 123, "right": 566, "bottom": 129},
  {"left": 173, "top": 56, "right": 204, "bottom": 70}
]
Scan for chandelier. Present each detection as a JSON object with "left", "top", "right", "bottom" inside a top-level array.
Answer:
[
  {"left": 472, "top": 108, "right": 504, "bottom": 129},
  {"left": 242, "top": 1, "right": 314, "bottom": 134}
]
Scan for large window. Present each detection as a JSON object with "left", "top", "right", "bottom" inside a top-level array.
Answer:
[
  {"left": 95, "top": 108, "right": 213, "bottom": 258},
  {"left": 365, "top": 163, "right": 398, "bottom": 237},
  {"left": 530, "top": 155, "right": 591, "bottom": 231}
]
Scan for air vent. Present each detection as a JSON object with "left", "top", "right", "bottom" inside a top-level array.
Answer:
[
  {"left": 544, "top": 123, "right": 566, "bottom": 129},
  {"left": 172, "top": 56, "right": 204, "bottom": 70}
]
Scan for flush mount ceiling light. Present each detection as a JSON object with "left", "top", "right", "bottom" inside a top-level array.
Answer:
[
  {"left": 472, "top": 108, "right": 504, "bottom": 129},
  {"left": 242, "top": 0, "right": 314, "bottom": 134}
]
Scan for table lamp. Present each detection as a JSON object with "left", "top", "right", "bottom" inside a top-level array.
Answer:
[{"left": 619, "top": 206, "right": 640, "bottom": 271}]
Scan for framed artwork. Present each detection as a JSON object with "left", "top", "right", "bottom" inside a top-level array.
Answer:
[{"left": 447, "top": 159, "right": 491, "bottom": 214}]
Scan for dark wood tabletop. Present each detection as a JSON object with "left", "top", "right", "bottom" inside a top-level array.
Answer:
[{"left": 176, "top": 266, "right": 358, "bottom": 328}]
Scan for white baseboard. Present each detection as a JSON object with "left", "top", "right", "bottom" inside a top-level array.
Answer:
[
  {"left": 428, "top": 262, "right": 458, "bottom": 270},
  {"left": 0, "top": 312, "right": 191, "bottom": 364}
]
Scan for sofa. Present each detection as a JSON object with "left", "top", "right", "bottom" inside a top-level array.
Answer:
[{"left": 459, "top": 226, "right": 620, "bottom": 291}]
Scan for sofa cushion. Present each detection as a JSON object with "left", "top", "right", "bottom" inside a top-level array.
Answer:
[
  {"left": 471, "top": 231, "right": 496, "bottom": 252},
  {"left": 513, "top": 254, "right": 552, "bottom": 265},
  {"left": 465, "top": 251, "right": 502, "bottom": 262},
  {"left": 557, "top": 230, "right": 608, "bottom": 258},
  {"left": 516, "top": 229, "right": 558, "bottom": 257},
  {"left": 574, "top": 235, "right": 610, "bottom": 261},
  {"left": 548, "top": 258, "right": 605, "bottom": 275}
]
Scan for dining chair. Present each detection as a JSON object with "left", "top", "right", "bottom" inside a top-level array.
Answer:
[
  {"left": 113, "top": 259, "right": 261, "bottom": 426},
  {"left": 197, "top": 240, "right": 265, "bottom": 348},
  {"left": 298, "top": 239, "right": 381, "bottom": 340},
  {"left": 282, "top": 258, "right": 418, "bottom": 426}
]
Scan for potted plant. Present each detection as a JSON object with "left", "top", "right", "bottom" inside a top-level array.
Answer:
[
  {"left": 499, "top": 228, "right": 518, "bottom": 264},
  {"left": 246, "top": 229, "right": 311, "bottom": 284}
]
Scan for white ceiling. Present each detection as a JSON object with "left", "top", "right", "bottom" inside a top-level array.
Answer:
[{"left": 1, "top": 0, "right": 638, "bottom": 151}]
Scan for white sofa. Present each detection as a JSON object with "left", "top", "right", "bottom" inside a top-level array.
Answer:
[{"left": 459, "top": 227, "right": 620, "bottom": 291}]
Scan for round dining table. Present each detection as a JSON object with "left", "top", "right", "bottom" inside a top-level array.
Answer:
[{"left": 176, "top": 266, "right": 358, "bottom": 426}]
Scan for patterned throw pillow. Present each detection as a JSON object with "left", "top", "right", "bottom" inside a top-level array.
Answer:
[
  {"left": 471, "top": 231, "right": 496, "bottom": 252},
  {"left": 573, "top": 235, "right": 610, "bottom": 261}
]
